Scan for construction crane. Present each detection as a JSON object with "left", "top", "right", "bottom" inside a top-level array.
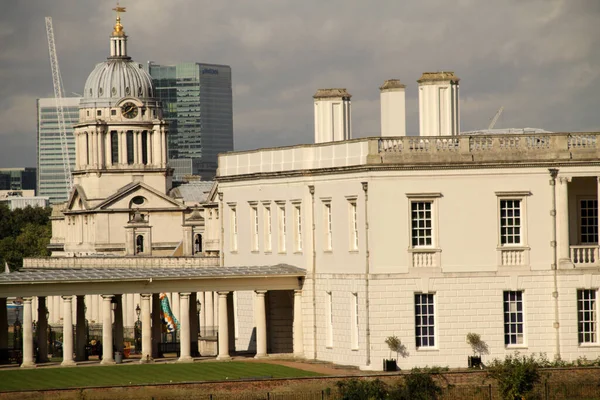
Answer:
[
  {"left": 487, "top": 106, "right": 504, "bottom": 130},
  {"left": 45, "top": 17, "right": 73, "bottom": 193}
]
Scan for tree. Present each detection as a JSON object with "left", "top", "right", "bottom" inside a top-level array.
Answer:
[
  {"left": 486, "top": 353, "right": 542, "bottom": 400},
  {"left": 0, "top": 205, "right": 52, "bottom": 271}
]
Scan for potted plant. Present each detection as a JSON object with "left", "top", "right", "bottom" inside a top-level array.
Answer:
[
  {"left": 466, "top": 332, "right": 487, "bottom": 368},
  {"left": 384, "top": 335, "right": 402, "bottom": 371}
]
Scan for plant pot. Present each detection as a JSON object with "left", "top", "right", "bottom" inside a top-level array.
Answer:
[
  {"left": 468, "top": 355, "right": 482, "bottom": 368},
  {"left": 383, "top": 359, "right": 397, "bottom": 371}
]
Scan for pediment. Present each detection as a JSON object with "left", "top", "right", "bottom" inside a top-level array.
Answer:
[
  {"left": 95, "top": 182, "right": 184, "bottom": 210},
  {"left": 65, "top": 185, "right": 89, "bottom": 211}
]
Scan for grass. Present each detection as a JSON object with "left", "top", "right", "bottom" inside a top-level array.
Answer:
[{"left": 0, "top": 361, "right": 322, "bottom": 392}]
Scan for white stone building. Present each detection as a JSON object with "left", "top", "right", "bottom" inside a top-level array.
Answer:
[{"left": 0, "top": 9, "right": 598, "bottom": 372}]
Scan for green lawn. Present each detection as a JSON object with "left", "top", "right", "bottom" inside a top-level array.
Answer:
[{"left": 0, "top": 362, "right": 322, "bottom": 392}]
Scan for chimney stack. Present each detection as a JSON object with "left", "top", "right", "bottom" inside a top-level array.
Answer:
[
  {"left": 417, "top": 72, "right": 460, "bottom": 136},
  {"left": 380, "top": 79, "right": 406, "bottom": 137},
  {"left": 313, "top": 88, "right": 352, "bottom": 144}
]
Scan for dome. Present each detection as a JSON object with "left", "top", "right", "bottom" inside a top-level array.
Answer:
[{"left": 83, "top": 59, "right": 154, "bottom": 102}]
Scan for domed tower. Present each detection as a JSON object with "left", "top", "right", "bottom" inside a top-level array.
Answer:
[{"left": 72, "top": 6, "right": 170, "bottom": 201}]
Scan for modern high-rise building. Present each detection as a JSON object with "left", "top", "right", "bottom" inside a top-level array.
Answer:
[
  {"left": 0, "top": 168, "right": 37, "bottom": 192},
  {"left": 147, "top": 62, "right": 233, "bottom": 181},
  {"left": 36, "top": 97, "right": 79, "bottom": 204}
]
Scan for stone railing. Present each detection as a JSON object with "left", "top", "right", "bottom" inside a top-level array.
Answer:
[
  {"left": 409, "top": 249, "right": 440, "bottom": 268},
  {"left": 500, "top": 248, "right": 526, "bottom": 266},
  {"left": 204, "top": 239, "right": 220, "bottom": 252},
  {"left": 570, "top": 245, "right": 599, "bottom": 267},
  {"left": 377, "top": 132, "right": 600, "bottom": 164},
  {"left": 23, "top": 256, "right": 220, "bottom": 269}
]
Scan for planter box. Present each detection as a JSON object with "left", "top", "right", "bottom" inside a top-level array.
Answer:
[
  {"left": 468, "top": 356, "right": 482, "bottom": 369},
  {"left": 383, "top": 359, "right": 397, "bottom": 371}
]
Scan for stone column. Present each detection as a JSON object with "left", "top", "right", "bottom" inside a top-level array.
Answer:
[
  {"left": 178, "top": 293, "right": 192, "bottom": 362},
  {"left": 199, "top": 292, "right": 205, "bottom": 336},
  {"left": 189, "top": 293, "right": 199, "bottom": 356},
  {"left": 105, "top": 132, "right": 112, "bottom": 167},
  {"left": 21, "top": 297, "right": 35, "bottom": 368},
  {"left": 0, "top": 298, "right": 8, "bottom": 363},
  {"left": 53, "top": 295, "right": 60, "bottom": 324},
  {"left": 140, "top": 294, "right": 152, "bottom": 363},
  {"left": 293, "top": 290, "right": 305, "bottom": 358},
  {"left": 36, "top": 297, "right": 48, "bottom": 363},
  {"left": 151, "top": 294, "right": 162, "bottom": 358},
  {"left": 75, "top": 296, "right": 86, "bottom": 361},
  {"left": 216, "top": 292, "right": 231, "bottom": 360},
  {"left": 254, "top": 290, "right": 267, "bottom": 359},
  {"left": 172, "top": 292, "right": 180, "bottom": 321},
  {"left": 205, "top": 291, "right": 214, "bottom": 336},
  {"left": 61, "top": 296, "right": 75, "bottom": 366},
  {"left": 91, "top": 294, "right": 99, "bottom": 324},
  {"left": 114, "top": 295, "right": 124, "bottom": 354},
  {"left": 100, "top": 295, "right": 115, "bottom": 364},
  {"left": 557, "top": 176, "right": 571, "bottom": 266}
]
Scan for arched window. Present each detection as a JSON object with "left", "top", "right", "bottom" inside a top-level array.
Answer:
[
  {"left": 136, "top": 235, "right": 144, "bottom": 254},
  {"left": 110, "top": 131, "right": 118, "bottom": 164},
  {"left": 194, "top": 234, "right": 202, "bottom": 254},
  {"left": 85, "top": 133, "right": 90, "bottom": 165}
]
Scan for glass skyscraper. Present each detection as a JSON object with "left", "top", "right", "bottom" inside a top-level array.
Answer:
[
  {"left": 37, "top": 97, "right": 79, "bottom": 204},
  {"left": 147, "top": 62, "right": 233, "bottom": 181}
]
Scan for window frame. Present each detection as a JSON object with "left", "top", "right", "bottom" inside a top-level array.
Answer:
[
  {"left": 578, "top": 197, "right": 598, "bottom": 245},
  {"left": 496, "top": 192, "right": 531, "bottom": 248},
  {"left": 326, "top": 291, "right": 333, "bottom": 348},
  {"left": 347, "top": 197, "right": 359, "bottom": 252},
  {"left": 276, "top": 201, "right": 286, "bottom": 253},
  {"left": 263, "top": 202, "right": 272, "bottom": 253},
  {"left": 503, "top": 290, "right": 526, "bottom": 347},
  {"left": 406, "top": 193, "right": 441, "bottom": 250},
  {"left": 249, "top": 202, "right": 259, "bottom": 252},
  {"left": 322, "top": 199, "right": 333, "bottom": 252},
  {"left": 577, "top": 289, "right": 598, "bottom": 345},
  {"left": 228, "top": 203, "right": 238, "bottom": 252},
  {"left": 292, "top": 201, "right": 303, "bottom": 253},
  {"left": 350, "top": 292, "right": 359, "bottom": 350},
  {"left": 414, "top": 293, "right": 436, "bottom": 349}
]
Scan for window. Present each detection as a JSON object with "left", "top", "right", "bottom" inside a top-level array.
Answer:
[
  {"left": 500, "top": 199, "right": 521, "bottom": 245},
  {"left": 579, "top": 199, "right": 598, "bottom": 244},
  {"left": 111, "top": 109, "right": 117, "bottom": 116},
  {"left": 250, "top": 204, "right": 259, "bottom": 251},
  {"left": 348, "top": 199, "right": 358, "bottom": 251},
  {"left": 351, "top": 293, "right": 359, "bottom": 350},
  {"left": 264, "top": 204, "right": 272, "bottom": 252},
  {"left": 415, "top": 293, "right": 435, "bottom": 348},
  {"left": 324, "top": 201, "right": 332, "bottom": 251},
  {"left": 141, "top": 131, "right": 148, "bottom": 165},
  {"left": 293, "top": 203, "right": 303, "bottom": 252},
  {"left": 194, "top": 233, "right": 202, "bottom": 254},
  {"left": 326, "top": 292, "right": 333, "bottom": 348},
  {"left": 503, "top": 291, "right": 524, "bottom": 346},
  {"left": 578, "top": 289, "right": 597, "bottom": 344},
  {"left": 110, "top": 131, "right": 118, "bottom": 164},
  {"left": 230, "top": 206, "right": 238, "bottom": 252},
  {"left": 277, "top": 203, "right": 286, "bottom": 253},
  {"left": 136, "top": 235, "right": 144, "bottom": 254},
  {"left": 126, "top": 131, "right": 134, "bottom": 165},
  {"left": 97, "top": 110, "right": 101, "bottom": 116},
  {"left": 411, "top": 201, "right": 433, "bottom": 247}
]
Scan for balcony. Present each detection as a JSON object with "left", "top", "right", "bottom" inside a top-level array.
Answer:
[{"left": 570, "top": 245, "right": 599, "bottom": 267}]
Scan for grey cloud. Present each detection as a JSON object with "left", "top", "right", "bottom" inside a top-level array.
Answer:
[{"left": 0, "top": 0, "right": 598, "bottom": 167}]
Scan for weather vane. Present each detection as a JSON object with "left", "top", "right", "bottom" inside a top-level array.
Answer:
[{"left": 112, "top": 2, "right": 126, "bottom": 35}]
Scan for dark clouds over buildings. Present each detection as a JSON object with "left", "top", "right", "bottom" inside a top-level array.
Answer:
[{"left": 0, "top": 0, "right": 598, "bottom": 167}]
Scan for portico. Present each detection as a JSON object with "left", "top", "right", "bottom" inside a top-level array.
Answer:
[{"left": 0, "top": 262, "right": 305, "bottom": 367}]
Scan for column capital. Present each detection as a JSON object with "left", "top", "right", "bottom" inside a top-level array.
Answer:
[
  {"left": 255, "top": 290, "right": 268, "bottom": 296},
  {"left": 61, "top": 295, "right": 74, "bottom": 302},
  {"left": 558, "top": 176, "right": 572, "bottom": 184},
  {"left": 294, "top": 289, "right": 303, "bottom": 295},
  {"left": 140, "top": 293, "right": 152, "bottom": 299},
  {"left": 101, "top": 294, "right": 114, "bottom": 300},
  {"left": 179, "top": 292, "right": 191, "bottom": 298},
  {"left": 217, "top": 291, "right": 230, "bottom": 297},
  {"left": 22, "top": 297, "right": 33, "bottom": 304}
]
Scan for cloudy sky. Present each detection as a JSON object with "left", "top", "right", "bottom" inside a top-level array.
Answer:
[{"left": 0, "top": 0, "right": 598, "bottom": 167}]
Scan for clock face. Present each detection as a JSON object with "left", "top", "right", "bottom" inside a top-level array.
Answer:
[{"left": 121, "top": 102, "right": 138, "bottom": 119}]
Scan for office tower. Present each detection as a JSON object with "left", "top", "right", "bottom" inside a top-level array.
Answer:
[
  {"left": 0, "top": 168, "right": 37, "bottom": 191},
  {"left": 147, "top": 62, "right": 233, "bottom": 181},
  {"left": 37, "top": 97, "right": 80, "bottom": 203}
]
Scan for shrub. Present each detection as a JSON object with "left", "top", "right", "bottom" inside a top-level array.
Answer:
[
  {"left": 486, "top": 353, "right": 542, "bottom": 400},
  {"left": 389, "top": 368, "right": 443, "bottom": 400},
  {"left": 336, "top": 378, "right": 388, "bottom": 400}
]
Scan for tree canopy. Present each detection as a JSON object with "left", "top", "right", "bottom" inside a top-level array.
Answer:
[{"left": 0, "top": 204, "right": 52, "bottom": 271}]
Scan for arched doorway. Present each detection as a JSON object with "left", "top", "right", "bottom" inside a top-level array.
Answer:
[
  {"left": 136, "top": 235, "right": 144, "bottom": 254},
  {"left": 194, "top": 234, "right": 202, "bottom": 254}
]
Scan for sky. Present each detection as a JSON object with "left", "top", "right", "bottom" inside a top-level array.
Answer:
[{"left": 0, "top": 0, "right": 599, "bottom": 168}]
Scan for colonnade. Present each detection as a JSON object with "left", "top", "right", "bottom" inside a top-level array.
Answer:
[
  {"left": 74, "top": 125, "right": 167, "bottom": 170},
  {"left": 3, "top": 289, "right": 304, "bottom": 368}
]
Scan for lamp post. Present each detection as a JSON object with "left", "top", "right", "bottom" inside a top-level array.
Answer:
[
  {"left": 196, "top": 299, "right": 202, "bottom": 337},
  {"left": 134, "top": 304, "right": 141, "bottom": 354}
]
